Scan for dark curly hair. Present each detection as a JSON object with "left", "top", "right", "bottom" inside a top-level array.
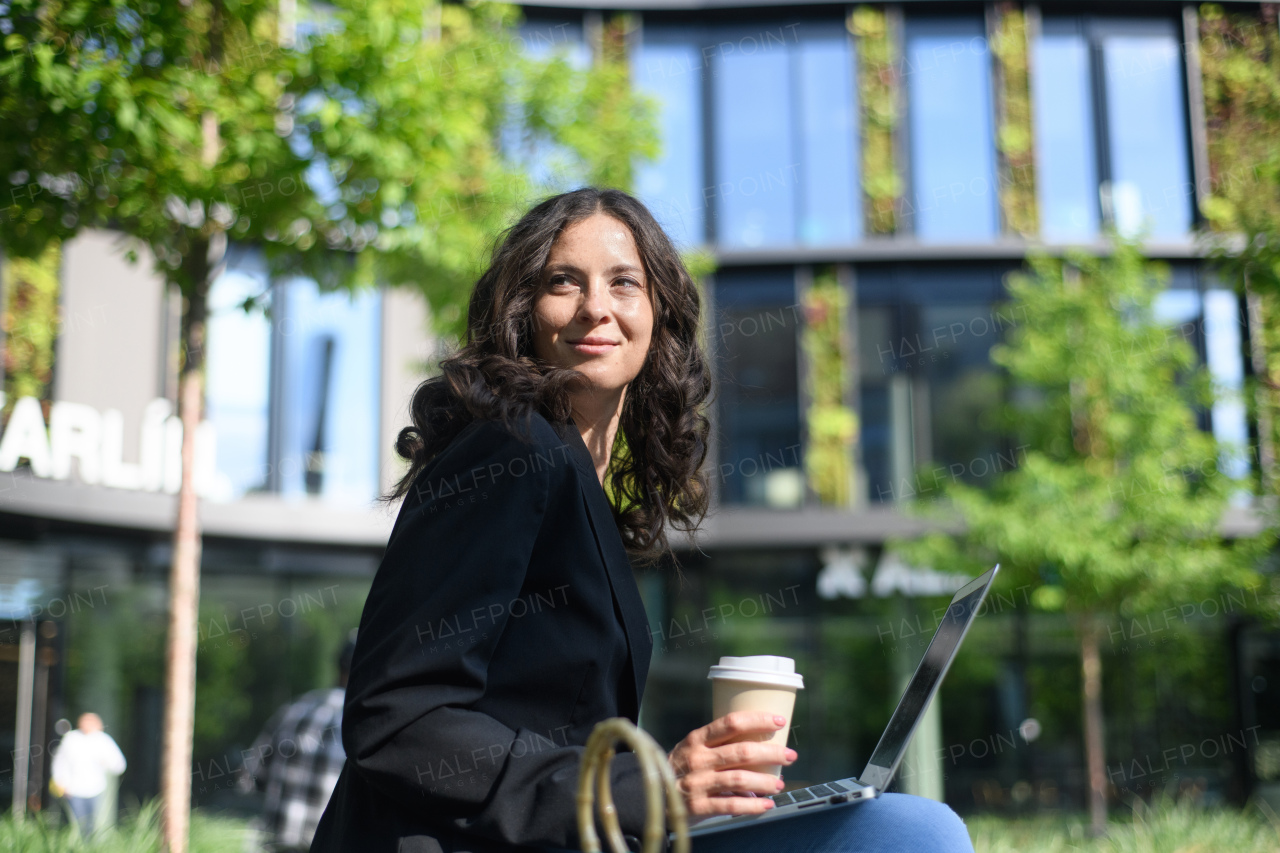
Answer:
[{"left": 386, "top": 187, "right": 712, "bottom": 566}]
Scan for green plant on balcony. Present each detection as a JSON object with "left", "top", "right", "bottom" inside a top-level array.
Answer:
[
  {"left": 802, "top": 270, "right": 857, "bottom": 507},
  {"left": 851, "top": 6, "right": 901, "bottom": 235},
  {"left": 990, "top": 2, "right": 1038, "bottom": 238},
  {"left": 2, "top": 239, "right": 60, "bottom": 417},
  {"left": 568, "top": 12, "right": 656, "bottom": 191},
  {"left": 1198, "top": 2, "right": 1280, "bottom": 497}
]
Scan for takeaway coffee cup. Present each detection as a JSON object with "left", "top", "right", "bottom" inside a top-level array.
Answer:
[{"left": 708, "top": 655, "right": 804, "bottom": 777}]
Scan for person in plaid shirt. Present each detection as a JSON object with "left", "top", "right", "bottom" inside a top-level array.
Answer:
[{"left": 239, "top": 632, "right": 356, "bottom": 852}]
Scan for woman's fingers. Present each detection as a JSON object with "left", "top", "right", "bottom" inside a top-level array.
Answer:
[
  {"left": 702, "top": 711, "right": 785, "bottom": 749},
  {"left": 677, "top": 767, "right": 778, "bottom": 795},
  {"left": 670, "top": 711, "right": 800, "bottom": 817},
  {"left": 672, "top": 710, "right": 788, "bottom": 771},
  {"left": 684, "top": 780, "right": 779, "bottom": 817},
  {"left": 711, "top": 739, "right": 796, "bottom": 771},
  {"left": 676, "top": 767, "right": 783, "bottom": 812},
  {"left": 712, "top": 769, "right": 783, "bottom": 797},
  {"left": 678, "top": 739, "right": 795, "bottom": 776},
  {"left": 670, "top": 721, "right": 796, "bottom": 772},
  {"left": 691, "top": 797, "right": 775, "bottom": 817}
]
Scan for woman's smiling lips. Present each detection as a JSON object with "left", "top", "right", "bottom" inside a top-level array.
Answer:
[{"left": 566, "top": 336, "right": 620, "bottom": 355}]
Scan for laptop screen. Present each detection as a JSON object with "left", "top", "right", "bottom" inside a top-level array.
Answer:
[{"left": 859, "top": 566, "right": 997, "bottom": 791}]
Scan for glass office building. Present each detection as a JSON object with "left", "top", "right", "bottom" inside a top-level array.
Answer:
[
  {"left": 0, "top": 0, "right": 1274, "bottom": 823},
  {"left": 0, "top": 232, "right": 424, "bottom": 815},
  {"left": 523, "top": 0, "right": 1272, "bottom": 813}
]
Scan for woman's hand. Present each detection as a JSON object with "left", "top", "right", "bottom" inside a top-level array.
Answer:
[{"left": 666, "top": 711, "right": 798, "bottom": 818}]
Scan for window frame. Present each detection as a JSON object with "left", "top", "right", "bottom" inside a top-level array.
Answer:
[
  {"left": 1031, "top": 13, "right": 1200, "bottom": 241},
  {"left": 899, "top": 13, "right": 1001, "bottom": 242},
  {"left": 631, "top": 11, "right": 861, "bottom": 251}
]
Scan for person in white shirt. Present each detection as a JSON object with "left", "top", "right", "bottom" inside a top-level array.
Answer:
[{"left": 50, "top": 712, "right": 127, "bottom": 835}]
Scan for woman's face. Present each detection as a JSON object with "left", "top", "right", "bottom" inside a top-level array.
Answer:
[{"left": 531, "top": 212, "right": 654, "bottom": 402}]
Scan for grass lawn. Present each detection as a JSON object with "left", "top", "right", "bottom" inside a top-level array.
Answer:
[
  {"left": 1, "top": 796, "right": 1277, "bottom": 851},
  {"left": 967, "top": 798, "right": 1280, "bottom": 853},
  {"left": 0, "top": 801, "right": 253, "bottom": 852}
]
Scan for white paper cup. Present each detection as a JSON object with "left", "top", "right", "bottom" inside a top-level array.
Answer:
[{"left": 708, "top": 655, "right": 804, "bottom": 777}]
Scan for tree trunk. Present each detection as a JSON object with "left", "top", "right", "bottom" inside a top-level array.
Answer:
[
  {"left": 1063, "top": 265, "right": 1108, "bottom": 834},
  {"left": 1245, "top": 279, "right": 1277, "bottom": 496},
  {"left": 160, "top": 241, "right": 212, "bottom": 853},
  {"left": 1079, "top": 613, "right": 1107, "bottom": 837}
]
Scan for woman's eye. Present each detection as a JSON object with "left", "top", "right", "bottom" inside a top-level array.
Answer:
[{"left": 615, "top": 278, "right": 642, "bottom": 289}]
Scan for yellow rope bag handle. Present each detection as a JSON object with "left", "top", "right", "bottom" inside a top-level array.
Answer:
[{"left": 577, "top": 718, "right": 691, "bottom": 853}]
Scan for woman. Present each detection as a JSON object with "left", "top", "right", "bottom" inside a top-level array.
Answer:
[{"left": 310, "top": 188, "right": 974, "bottom": 853}]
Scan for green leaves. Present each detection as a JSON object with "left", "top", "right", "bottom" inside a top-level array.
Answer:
[
  {"left": 898, "top": 234, "right": 1268, "bottom": 619},
  {"left": 1199, "top": 5, "right": 1280, "bottom": 513},
  {"left": 802, "top": 270, "right": 858, "bottom": 507},
  {"left": 0, "top": 0, "right": 657, "bottom": 327}
]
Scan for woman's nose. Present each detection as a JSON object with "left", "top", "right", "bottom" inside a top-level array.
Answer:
[{"left": 577, "top": 279, "right": 611, "bottom": 323}]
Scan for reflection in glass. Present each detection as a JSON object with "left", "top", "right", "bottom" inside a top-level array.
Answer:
[
  {"left": 858, "top": 265, "right": 1011, "bottom": 503},
  {"left": 1102, "top": 36, "right": 1192, "bottom": 238},
  {"left": 633, "top": 36, "right": 705, "bottom": 247},
  {"left": 920, "top": 303, "right": 1005, "bottom": 480},
  {"left": 710, "top": 22, "right": 858, "bottom": 248},
  {"left": 905, "top": 18, "right": 998, "bottom": 241},
  {"left": 276, "top": 280, "right": 382, "bottom": 505},
  {"left": 1203, "top": 290, "right": 1249, "bottom": 486},
  {"left": 715, "top": 47, "right": 796, "bottom": 247},
  {"left": 1152, "top": 288, "right": 1200, "bottom": 329},
  {"left": 206, "top": 248, "right": 271, "bottom": 500},
  {"left": 798, "top": 36, "right": 859, "bottom": 245},
  {"left": 858, "top": 306, "right": 894, "bottom": 501},
  {"left": 1153, "top": 286, "right": 1250, "bottom": 496},
  {"left": 714, "top": 269, "right": 802, "bottom": 506},
  {"left": 1031, "top": 32, "right": 1098, "bottom": 241}
]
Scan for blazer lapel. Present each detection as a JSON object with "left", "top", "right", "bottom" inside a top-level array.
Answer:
[{"left": 551, "top": 417, "right": 652, "bottom": 718}]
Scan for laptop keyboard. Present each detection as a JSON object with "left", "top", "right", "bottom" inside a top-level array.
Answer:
[{"left": 770, "top": 779, "right": 851, "bottom": 806}]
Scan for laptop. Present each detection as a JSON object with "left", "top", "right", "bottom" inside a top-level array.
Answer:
[{"left": 673, "top": 564, "right": 1000, "bottom": 841}]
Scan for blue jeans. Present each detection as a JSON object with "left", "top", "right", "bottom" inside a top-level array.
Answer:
[
  {"left": 556, "top": 794, "right": 973, "bottom": 853},
  {"left": 685, "top": 794, "right": 973, "bottom": 853},
  {"left": 66, "top": 794, "right": 99, "bottom": 835}
]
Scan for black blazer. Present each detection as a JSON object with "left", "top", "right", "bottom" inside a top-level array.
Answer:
[{"left": 311, "top": 412, "right": 658, "bottom": 853}]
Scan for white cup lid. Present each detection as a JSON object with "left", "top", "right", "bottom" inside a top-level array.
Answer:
[{"left": 707, "top": 655, "right": 804, "bottom": 689}]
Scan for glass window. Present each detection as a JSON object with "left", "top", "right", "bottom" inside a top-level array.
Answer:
[
  {"left": 713, "top": 268, "right": 803, "bottom": 507},
  {"left": 1033, "top": 17, "right": 1194, "bottom": 242},
  {"left": 1101, "top": 31, "right": 1192, "bottom": 239},
  {"left": 1203, "top": 289, "right": 1249, "bottom": 485},
  {"left": 857, "top": 264, "right": 1013, "bottom": 504},
  {"left": 904, "top": 18, "right": 998, "bottom": 241},
  {"left": 1031, "top": 26, "right": 1098, "bottom": 241},
  {"left": 1152, "top": 288, "right": 1200, "bottom": 328},
  {"left": 714, "top": 34, "right": 796, "bottom": 248},
  {"left": 919, "top": 301, "right": 1006, "bottom": 475},
  {"left": 1153, "top": 279, "right": 1249, "bottom": 491},
  {"left": 206, "top": 246, "right": 272, "bottom": 500},
  {"left": 798, "top": 35, "right": 860, "bottom": 245},
  {"left": 857, "top": 305, "right": 895, "bottom": 500},
  {"left": 633, "top": 31, "right": 706, "bottom": 247},
  {"left": 207, "top": 255, "right": 383, "bottom": 506},
  {"left": 275, "top": 279, "right": 382, "bottom": 505},
  {"left": 707, "top": 20, "right": 858, "bottom": 248},
  {"left": 503, "top": 13, "right": 589, "bottom": 190}
]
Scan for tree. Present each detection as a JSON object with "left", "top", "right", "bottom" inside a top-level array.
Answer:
[
  {"left": 899, "top": 236, "right": 1271, "bottom": 836},
  {"left": 0, "top": 2, "right": 655, "bottom": 849}
]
